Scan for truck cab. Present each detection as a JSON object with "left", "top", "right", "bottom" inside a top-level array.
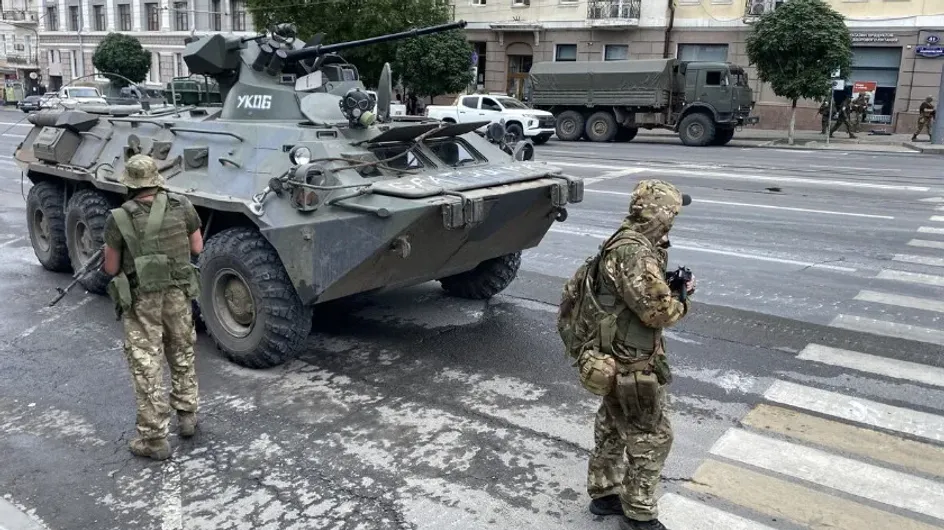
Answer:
[{"left": 680, "top": 62, "right": 757, "bottom": 131}]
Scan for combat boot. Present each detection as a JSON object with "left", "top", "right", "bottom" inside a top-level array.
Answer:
[
  {"left": 588, "top": 494, "right": 624, "bottom": 516},
  {"left": 129, "top": 438, "right": 171, "bottom": 461},
  {"left": 178, "top": 411, "right": 197, "bottom": 438},
  {"left": 618, "top": 517, "right": 669, "bottom": 530}
]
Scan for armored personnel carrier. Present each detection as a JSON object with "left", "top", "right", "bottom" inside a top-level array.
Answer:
[{"left": 14, "top": 21, "right": 583, "bottom": 369}]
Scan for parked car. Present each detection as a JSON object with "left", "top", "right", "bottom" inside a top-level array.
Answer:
[
  {"left": 39, "top": 86, "right": 108, "bottom": 109},
  {"left": 425, "top": 94, "right": 557, "bottom": 144},
  {"left": 17, "top": 95, "right": 44, "bottom": 113}
]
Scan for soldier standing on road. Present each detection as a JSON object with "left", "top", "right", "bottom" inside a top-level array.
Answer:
[
  {"left": 559, "top": 180, "right": 693, "bottom": 530},
  {"left": 101, "top": 154, "right": 204, "bottom": 461},
  {"left": 850, "top": 92, "right": 869, "bottom": 133},
  {"left": 913, "top": 96, "right": 935, "bottom": 142},
  {"left": 817, "top": 99, "right": 831, "bottom": 134},
  {"left": 829, "top": 97, "right": 857, "bottom": 139}
]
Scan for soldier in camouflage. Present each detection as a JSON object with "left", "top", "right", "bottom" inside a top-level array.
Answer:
[
  {"left": 582, "top": 180, "right": 693, "bottom": 530},
  {"left": 101, "top": 154, "right": 204, "bottom": 460}
]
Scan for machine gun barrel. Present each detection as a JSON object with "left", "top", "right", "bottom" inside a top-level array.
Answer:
[{"left": 284, "top": 20, "right": 467, "bottom": 63}]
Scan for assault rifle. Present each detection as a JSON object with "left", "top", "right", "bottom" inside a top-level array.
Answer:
[
  {"left": 48, "top": 247, "right": 104, "bottom": 307},
  {"left": 665, "top": 266, "right": 693, "bottom": 302}
]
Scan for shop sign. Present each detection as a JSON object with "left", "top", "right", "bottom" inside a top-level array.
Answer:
[
  {"left": 851, "top": 32, "right": 899, "bottom": 44},
  {"left": 916, "top": 35, "right": 943, "bottom": 58}
]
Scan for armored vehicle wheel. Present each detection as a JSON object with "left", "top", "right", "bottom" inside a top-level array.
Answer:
[
  {"left": 679, "top": 113, "right": 716, "bottom": 146},
  {"left": 555, "top": 111, "right": 585, "bottom": 141},
  {"left": 585, "top": 111, "right": 618, "bottom": 142},
  {"left": 438, "top": 252, "right": 521, "bottom": 300},
  {"left": 198, "top": 227, "right": 312, "bottom": 369},
  {"left": 615, "top": 126, "right": 638, "bottom": 142},
  {"left": 65, "top": 189, "right": 114, "bottom": 294},
  {"left": 712, "top": 127, "right": 735, "bottom": 146},
  {"left": 26, "top": 181, "right": 71, "bottom": 273}
]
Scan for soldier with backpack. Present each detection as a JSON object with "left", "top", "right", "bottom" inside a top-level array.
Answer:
[{"left": 557, "top": 179, "right": 693, "bottom": 530}]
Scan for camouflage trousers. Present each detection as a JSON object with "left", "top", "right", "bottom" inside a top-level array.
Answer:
[
  {"left": 121, "top": 287, "right": 198, "bottom": 441},
  {"left": 586, "top": 366, "right": 673, "bottom": 521},
  {"left": 915, "top": 118, "right": 932, "bottom": 137}
]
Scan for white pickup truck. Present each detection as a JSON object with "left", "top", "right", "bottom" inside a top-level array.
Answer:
[
  {"left": 39, "top": 86, "right": 108, "bottom": 109},
  {"left": 425, "top": 94, "right": 556, "bottom": 144}
]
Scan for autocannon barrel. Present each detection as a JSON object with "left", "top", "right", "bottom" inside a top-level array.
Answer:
[{"left": 284, "top": 20, "right": 467, "bottom": 63}]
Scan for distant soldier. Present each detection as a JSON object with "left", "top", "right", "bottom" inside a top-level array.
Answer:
[
  {"left": 829, "top": 97, "right": 857, "bottom": 139},
  {"left": 850, "top": 92, "right": 869, "bottom": 132},
  {"left": 101, "top": 154, "right": 204, "bottom": 460},
  {"left": 817, "top": 99, "right": 831, "bottom": 134},
  {"left": 913, "top": 96, "right": 935, "bottom": 142}
]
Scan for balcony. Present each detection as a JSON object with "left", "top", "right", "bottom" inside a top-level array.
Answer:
[
  {"left": 1, "top": 10, "right": 38, "bottom": 24},
  {"left": 4, "top": 53, "right": 37, "bottom": 68},
  {"left": 587, "top": 0, "right": 640, "bottom": 28},
  {"left": 744, "top": 0, "right": 786, "bottom": 20}
]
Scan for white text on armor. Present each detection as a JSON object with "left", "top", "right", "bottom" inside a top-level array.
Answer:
[{"left": 237, "top": 95, "right": 272, "bottom": 110}]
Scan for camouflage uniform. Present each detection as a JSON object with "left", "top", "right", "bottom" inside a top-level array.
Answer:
[
  {"left": 583, "top": 180, "right": 692, "bottom": 529},
  {"left": 913, "top": 96, "right": 935, "bottom": 141},
  {"left": 817, "top": 100, "right": 831, "bottom": 134},
  {"left": 850, "top": 93, "right": 869, "bottom": 132},
  {"left": 103, "top": 154, "right": 202, "bottom": 460},
  {"left": 829, "top": 98, "right": 857, "bottom": 139}
]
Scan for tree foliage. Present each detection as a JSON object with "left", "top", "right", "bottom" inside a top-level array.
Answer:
[
  {"left": 395, "top": 31, "right": 474, "bottom": 99},
  {"left": 745, "top": 0, "right": 852, "bottom": 104},
  {"left": 245, "top": 0, "right": 455, "bottom": 87},
  {"left": 91, "top": 33, "right": 151, "bottom": 87}
]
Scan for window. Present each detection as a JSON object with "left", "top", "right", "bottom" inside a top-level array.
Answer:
[
  {"left": 210, "top": 0, "right": 221, "bottom": 30},
  {"left": 118, "top": 4, "right": 131, "bottom": 31},
  {"left": 230, "top": 0, "right": 246, "bottom": 31},
  {"left": 145, "top": 3, "right": 159, "bottom": 31},
  {"left": 705, "top": 71, "right": 722, "bottom": 86},
  {"left": 174, "top": 2, "right": 188, "bottom": 31},
  {"left": 68, "top": 6, "right": 79, "bottom": 31},
  {"left": 93, "top": 5, "right": 105, "bottom": 31},
  {"left": 497, "top": 96, "right": 528, "bottom": 109},
  {"left": 471, "top": 0, "right": 486, "bottom": 4},
  {"left": 460, "top": 96, "right": 478, "bottom": 109},
  {"left": 480, "top": 97, "right": 501, "bottom": 111},
  {"left": 677, "top": 43, "right": 728, "bottom": 62},
  {"left": 604, "top": 44, "right": 628, "bottom": 61},
  {"left": 555, "top": 44, "right": 577, "bottom": 61},
  {"left": 45, "top": 6, "right": 58, "bottom": 30}
]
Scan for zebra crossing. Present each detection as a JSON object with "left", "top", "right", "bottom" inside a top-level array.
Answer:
[{"left": 654, "top": 200, "right": 944, "bottom": 529}]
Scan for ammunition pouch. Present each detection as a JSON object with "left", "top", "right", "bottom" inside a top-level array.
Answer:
[
  {"left": 107, "top": 272, "right": 133, "bottom": 319},
  {"left": 134, "top": 253, "right": 171, "bottom": 292},
  {"left": 575, "top": 347, "right": 617, "bottom": 396},
  {"left": 617, "top": 371, "right": 663, "bottom": 428}
]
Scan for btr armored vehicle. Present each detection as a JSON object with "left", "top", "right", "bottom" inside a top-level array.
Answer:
[{"left": 14, "top": 21, "right": 583, "bottom": 368}]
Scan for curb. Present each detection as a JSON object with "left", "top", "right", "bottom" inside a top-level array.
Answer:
[
  {"left": 902, "top": 141, "right": 944, "bottom": 155},
  {"left": 0, "top": 499, "right": 48, "bottom": 530}
]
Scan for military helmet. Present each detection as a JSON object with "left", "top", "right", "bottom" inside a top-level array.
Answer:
[
  {"left": 928, "top": 96, "right": 935, "bottom": 103},
  {"left": 120, "top": 154, "right": 165, "bottom": 189},
  {"left": 628, "top": 179, "right": 691, "bottom": 220}
]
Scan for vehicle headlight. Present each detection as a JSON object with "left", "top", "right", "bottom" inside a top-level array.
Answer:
[
  {"left": 290, "top": 145, "right": 311, "bottom": 165},
  {"left": 522, "top": 113, "right": 541, "bottom": 119}
]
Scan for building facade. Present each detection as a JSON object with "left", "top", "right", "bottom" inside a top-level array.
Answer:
[
  {"left": 36, "top": 0, "right": 256, "bottom": 94},
  {"left": 454, "top": 0, "right": 944, "bottom": 133},
  {"left": 0, "top": 0, "right": 42, "bottom": 103}
]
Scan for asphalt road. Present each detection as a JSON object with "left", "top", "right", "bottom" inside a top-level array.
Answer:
[{"left": 0, "top": 116, "right": 943, "bottom": 530}]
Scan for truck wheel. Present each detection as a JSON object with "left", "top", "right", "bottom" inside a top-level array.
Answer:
[
  {"left": 585, "top": 111, "right": 618, "bottom": 142},
  {"left": 555, "top": 111, "right": 585, "bottom": 141},
  {"left": 26, "top": 181, "right": 71, "bottom": 273},
  {"left": 532, "top": 133, "right": 551, "bottom": 145},
  {"left": 712, "top": 127, "right": 735, "bottom": 146},
  {"left": 198, "top": 227, "right": 312, "bottom": 369},
  {"left": 65, "top": 189, "right": 114, "bottom": 294},
  {"left": 439, "top": 252, "right": 521, "bottom": 300},
  {"left": 505, "top": 123, "right": 524, "bottom": 143},
  {"left": 679, "top": 113, "right": 716, "bottom": 146},
  {"left": 615, "top": 126, "right": 638, "bottom": 142}
]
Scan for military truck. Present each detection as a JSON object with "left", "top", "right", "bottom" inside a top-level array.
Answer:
[
  {"left": 14, "top": 21, "right": 583, "bottom": 369},
  {"left": 529, "top": 58, "right": 759, "bottom": 146}
]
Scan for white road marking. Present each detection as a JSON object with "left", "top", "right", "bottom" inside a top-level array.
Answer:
[
  {"left": 920, "top": 197, "right": 944, "bottom": 203},
  {"left": 160, "top": 461, "right": 182, "bottom": 530},
  {"left": 764, "top": 380, "right": 944, "bottom": 442},
  {"left": 544, "top": 161, "right": 930, "bottom": 191},
  {"left": 931, "top": 215, "right": 944, "bottom": 222},
  {"left": 829, "top": 313, "right": 944, "bottom": 345},
  {"left": 0, "top": 236, "right": 23, "bottom": 248},
  {"left": 893, "top": 253, "right": 944, "bottom": 267},
  {"left": 806, "top": 164, "right": 902, "bottom": 172},
  {"left": 710, "top": 428, "right": 944, "bottom": 520},
  {"left": 658, "top": 493, "right": 777, "bottom": 530},
  {"left": 797, "top": 343, "right": 944, "bottom": 388},
  {"left": 549, "top": 226, "right": 856, "bottom": 272},
  {"left": 876, "top": 269, "right": 944, "bottom": 287},
  {"left": 908, "top": 239, "right": 944, "bottom": 250},
  {"left": 583, "top": 168, "right": 647, "bottom": 185},
  {"left": 584, "top": 189, "right": 892, "bottom": 219},
  {"left": 855, "top": 289, "right": 944, "bottom": 314},
  {"left": 917, "top": 226, "right": 944, "bottom": 235},
  {"left": 18, "top": 297, "right": 93, "bottom": 339}
]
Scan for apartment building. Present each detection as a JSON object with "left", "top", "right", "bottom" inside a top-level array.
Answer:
[
  {"left": 454, "top": 0, "right": 944, "bottom": 133},
  {"left": 36, "top": 0, "right": 256, "bottom": 93},
  {"left": 0, "top": 0, "right": 41, "bottom": 102}
]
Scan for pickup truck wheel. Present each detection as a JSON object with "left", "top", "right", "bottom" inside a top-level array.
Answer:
[
  {"left": 615, "top": 127, "right": 638, "bottom": 142},
  {"left": 439, "top": 252, "right": 521, "bottom": 300},
  {"left": 679, "top": 113, "right": 716, "bottom": 146},
  {"left": 712, "top": 127, "right": 735, "bottom": 146},
  {"left": 585, "top": 111, "right": 618, "bottom": 142},
  {"left": 555, "top": 111, "right": 584, "bottom": 141},
  {"left": 505, "top": 123, "right": 524, "bottom": 143},
  {"left": 532, "top": 133, "right": 551, "bottom": 145}
]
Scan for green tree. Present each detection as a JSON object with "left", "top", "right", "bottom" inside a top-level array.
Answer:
[
  {"left": 245, "top": 0, "right": 454, "bottom": 87},
  {"left": 394, "top": 30, "right": 474, "bottom": 101},
  {"left": 745, "top": 0, "right": 852, "bottom": 144},
  {"left": 91, "top": 33, "right": 151, "bottom": 88}
]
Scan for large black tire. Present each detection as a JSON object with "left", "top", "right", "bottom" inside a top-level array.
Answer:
[
  {"left": 712, "top": 127, "right": 735, "bottom": 146},
  {"left": 615, "top": 126, "right": 638, "bottom": 142},
  {"left": 439, "top": 252, "right": 521, "bottom": 300},
  {"left": 26, "top": 181, "right": 71, "bottom": 273},
  {"left": 585, "top": 111, "right": 618, "bottom": 142},
  {"left": 505, "top": 123, "right": 524, "bottom": 143},
  {"left": 531, "top": 133, "right": 551, "bottom": 145},
  {"left": 555, "top": 110, "right": 585, "bottom": 141},
  {"left": 65, "top": 189, "right": 114, "bottom": 294},
  {"left": 197, "top": 227, "right": 312, "bottom": 369},
  {"left": 679, "top": 113, "right": 716, "bottom": 146}
]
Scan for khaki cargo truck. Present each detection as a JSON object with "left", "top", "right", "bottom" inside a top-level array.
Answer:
[{"left": 529, "top": 58, "right": 759, "bottom": 146}]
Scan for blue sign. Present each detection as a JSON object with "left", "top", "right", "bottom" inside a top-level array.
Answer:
[
  {"left": 927, "top": 35, "right": 940, "bottom": 45},
  {"left": 916, "top": 35, "right": 943, "bottom": 58},
  {"left": 471, "top": 51, "right": 479, "bottom": 65}
]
